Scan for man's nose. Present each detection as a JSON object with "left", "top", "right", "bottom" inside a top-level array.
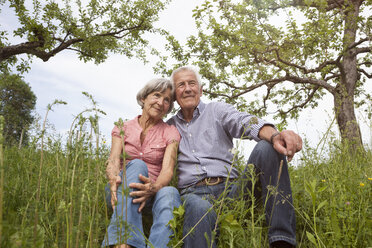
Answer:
[{"left": 184, "top": 83, "right": 192, "bottom": 92}]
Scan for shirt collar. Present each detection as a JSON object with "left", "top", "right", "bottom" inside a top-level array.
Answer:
[{"left": 176, "top": 100, "right": 205, "bottom": 122}]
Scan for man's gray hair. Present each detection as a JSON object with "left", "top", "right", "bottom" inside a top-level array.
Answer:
[
  {"left": 136, "top": 78, "right": 174, "bottom": 114},
  {"left": 170, "top": 66, "right": 203, "bottom": 90}
]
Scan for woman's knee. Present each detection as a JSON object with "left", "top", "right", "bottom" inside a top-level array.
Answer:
[
  {"left": 127, "top": 159, "right": 148, "bottom": 173},
  {"left": 155, "top": 186, "right": 181, "bottom": 207},
  {"left": 125, "top": 159, "right": 148, "bottom": 182}
]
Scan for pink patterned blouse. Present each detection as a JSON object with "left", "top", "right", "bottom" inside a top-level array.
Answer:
[{"left": 112, "top": 116, "right": 181, "bottom": 181}]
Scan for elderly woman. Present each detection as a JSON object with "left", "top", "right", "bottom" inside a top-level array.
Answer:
[{"left": 102, "top": 78, "right": 181, "bottom": 248}]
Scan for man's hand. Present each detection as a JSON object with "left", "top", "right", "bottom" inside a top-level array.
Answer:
[
  {"left": 272, "top": 130, "right": 302, "bottom": 162},
  {"left": 129, "top": 174, "right": 157, "bottom": 212},
  {"left": 110, "top": 175, "right": 122, "bottom": 210}
]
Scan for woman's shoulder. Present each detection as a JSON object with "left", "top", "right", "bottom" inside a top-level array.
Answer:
[
  {"left": 156, "top": 120, "right": 180, "bottom": 139},
  {"left": 157, "top": 120, "right": 178, "bottom": 131}
]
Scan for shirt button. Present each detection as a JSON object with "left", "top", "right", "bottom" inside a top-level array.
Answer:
[
  {"left": 192, "top": 150, "right": 195, "bottom": 153},
  {"left": 202, "top": 166, "right": 206, "bottom": 170},
  {"left": 140, "top": 152, "right": 143, "bottom": 155},
  {"left": 189, "top": 133, "right": 192, "bottom": 137}
]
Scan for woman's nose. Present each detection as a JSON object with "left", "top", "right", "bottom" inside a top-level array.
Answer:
[{"left": 157, "top": 97, "right": 164, "bottom": 106}]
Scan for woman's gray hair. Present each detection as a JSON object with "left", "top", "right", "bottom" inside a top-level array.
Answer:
[
  {"left": 170, "top": 65, "right": 203, "bottom": 90},
  {"left": 136, "top": 78, "right": 174, "bottom": 114}
]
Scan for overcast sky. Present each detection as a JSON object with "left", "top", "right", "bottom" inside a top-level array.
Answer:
[{"left": 1, "top": 1, "right": 371, "bottom": 160}]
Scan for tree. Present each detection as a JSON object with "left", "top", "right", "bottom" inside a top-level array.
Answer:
[
  {"left": 161, "top": 0, "right": 371, "bottom": 149},
  {"left": 0, "top": 73, "right": 36, "bottom": 146},
  {"left": 0, "top": 0, "right": 169, "bottom": 73}
]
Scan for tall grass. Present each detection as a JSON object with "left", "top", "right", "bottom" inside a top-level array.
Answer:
[{"left": 0, "top": 99, "right": 371, "bottom": 247}]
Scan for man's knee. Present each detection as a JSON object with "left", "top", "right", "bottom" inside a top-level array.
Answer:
[
  {"left": 249, "top": 140, "right": 286, "bottom": 167},
  {"left": 182, "top": 194, "right": 215, "bottom": 219},
  {"left": 254, "top": 140, "right": 277, "bottom": 155}
]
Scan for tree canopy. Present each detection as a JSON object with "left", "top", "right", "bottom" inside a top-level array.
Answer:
[
  {"left": 0, "top": 73, "right": 36, "bottom": 146},
  {"left": 0, "top": 0, "right": 169, "bottom": 73},
  {"left": 160, "top": 0, "right": 372, "bottom": 149}
]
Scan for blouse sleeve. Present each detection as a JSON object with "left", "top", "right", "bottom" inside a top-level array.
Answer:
[
  {"left": 111, "top": 124, "right": 126, "bottom": 138},
  {"left": 164, "top": 125, "right": 181, "bottom": 145}
]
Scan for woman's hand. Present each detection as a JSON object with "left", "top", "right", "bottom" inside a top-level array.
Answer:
[
  {"left": 110, "top": 175, "right": 122, "bottom": 210},
  {"left": 129, "top": 174, "right": 158, "bottom": 213}
]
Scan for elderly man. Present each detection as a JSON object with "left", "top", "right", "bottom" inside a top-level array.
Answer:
[{"left": 167, "top": 66, "right": 302, "bottom": 248}]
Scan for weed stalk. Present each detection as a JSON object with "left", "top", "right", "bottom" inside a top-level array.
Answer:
[{"left": 0, "top": 116, "right": 4, "bottom": 246}]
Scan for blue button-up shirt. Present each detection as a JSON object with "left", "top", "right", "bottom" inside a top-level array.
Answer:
[{"left": 167, "top": 101, "right": 273, "bottom": 188}]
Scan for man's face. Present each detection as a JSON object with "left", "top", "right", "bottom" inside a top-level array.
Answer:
[{"left": 173, "top": 70, "right": 202, "bottom": 112}]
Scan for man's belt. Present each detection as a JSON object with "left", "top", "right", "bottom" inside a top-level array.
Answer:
[{"left": 195, "top": 177, "right": 225, "bottom": 187}]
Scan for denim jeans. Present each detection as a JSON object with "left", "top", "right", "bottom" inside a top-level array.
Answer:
[
  {"left": 180, "top": 140, "right": 296, "bottom": 247},
  {"left": 102, "top": 159, "right": 181, "bottom": 248}
]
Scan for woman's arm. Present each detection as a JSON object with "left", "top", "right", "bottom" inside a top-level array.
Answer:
[
  {"left": 106, "top": 136, "right": 123, "bottom": 209},
  {"left": 130, "top": 141, "right": 179, "bottom": 212}
]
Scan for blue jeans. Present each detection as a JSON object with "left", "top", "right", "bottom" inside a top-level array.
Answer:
[
  {"left": 102, "top": 159, "right": 181, "bottom": 248},
  {"left": 180, "top": 141, "right": 296, "bottom": 247}
]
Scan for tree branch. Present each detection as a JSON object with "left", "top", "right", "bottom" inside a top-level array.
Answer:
[
  {"left": 355, "top": 47, "right": 371, "bottom": 55},
  {"left": 0, "top": 19, "right": 148, "bottom": 62},
  {"left": 0, "top": 40, "right": 44, "bottom": 62},
  {"left": 268, "top": 0, "right": 346, "bottom": 11},
  {"left": 204, "top": 73, "right": 334, "bottom": 101},
  {"left": 279, "top": 85, "right": 320, "bottom": 116},
  {"left": 348, "top": 37, "right": 370, "bottom": 50},
  {"left": 358, "top": 68, "right": 372, "bottom": 78},
  {"left": 273, "top": 49, "right": 342, "bottom": 74},
  {"left": 285, "top": 75, "right": 335, "bottom": 93}
]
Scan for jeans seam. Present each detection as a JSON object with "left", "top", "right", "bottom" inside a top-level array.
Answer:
[{"left": 269, "top": 235, "right": 296, "bottom": 244}]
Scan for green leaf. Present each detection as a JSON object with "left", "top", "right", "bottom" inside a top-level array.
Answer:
[{"left": 306, "top": 231, "right": 317, "bottom": 245}]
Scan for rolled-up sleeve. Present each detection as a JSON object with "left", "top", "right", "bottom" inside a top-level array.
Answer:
[
  {"left": 217, "top": 102, "right": 274, "bottom": 142},
  {"left": 164, "top": 125, "right": 181, "bottom": 145}
]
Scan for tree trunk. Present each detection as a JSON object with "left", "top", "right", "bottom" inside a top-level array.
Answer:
[
  {"left": 333, "top": 89, "right": 363, "bottom": 148},
  {"left": 333, "top": 0, "right": 363, "bottom": 150}
]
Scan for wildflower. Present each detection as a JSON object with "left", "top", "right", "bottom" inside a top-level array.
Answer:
[
  {"left": 321, "top": 179, "right": 326, "bottom": 183},
  {"left": 345, "top": 201, "right": 350, "bottom": 206},
  {"left": 229, "top": 148, "right": 238, "bottom": 154},
  {"left": 360, "top": 183, "right": 365, "bottom": 187},
  {"left": 368, "top": 178, "right": 372, "bottom": 181}
]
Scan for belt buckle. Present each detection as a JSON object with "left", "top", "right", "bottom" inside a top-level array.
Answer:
[{"left": 205, "top": 177, "right": 222, "bottom": 186}]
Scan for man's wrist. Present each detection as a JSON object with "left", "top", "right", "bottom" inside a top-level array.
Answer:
[{"left": 270, "top": 132, "right": 280, "bottom": 144}]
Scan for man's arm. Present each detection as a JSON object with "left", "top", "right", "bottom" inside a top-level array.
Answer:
[{"left": 258, "top": 125, "right": 302, "bottom": 162}]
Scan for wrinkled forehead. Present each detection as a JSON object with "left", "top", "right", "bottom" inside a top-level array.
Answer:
[{"left": 174, "top": 70, "right": 199, "bottom": 84}]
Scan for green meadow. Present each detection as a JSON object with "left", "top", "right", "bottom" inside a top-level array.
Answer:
[{"left": 0, "top": 110, "right": 371, "bottom": 248}]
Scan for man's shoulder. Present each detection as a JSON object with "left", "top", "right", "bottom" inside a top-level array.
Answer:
[
  {"left": 166, "top": 115, "right": 177, "bottom": 126},
  {"left": 204, "top": 101, "right": 233, "bottom": 112}
]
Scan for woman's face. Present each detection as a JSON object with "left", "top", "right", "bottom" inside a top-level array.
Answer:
[{"left": 141, "top": 88, "right": 172, "bottom": 120}]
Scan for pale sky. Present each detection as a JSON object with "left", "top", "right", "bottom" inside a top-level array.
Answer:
[{"left": 1, "top": 1, "right": 371, "bottom": 161}]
